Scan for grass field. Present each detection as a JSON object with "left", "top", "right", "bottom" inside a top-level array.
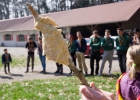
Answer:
[
  {"left": 0, "top": 55, "right": 40, "bottom": 68},
  {"left": 0, "top": 74, "right": 119, "bottom": 100}
]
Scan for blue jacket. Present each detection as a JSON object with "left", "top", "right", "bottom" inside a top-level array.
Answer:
[
  {"left": 76, "top": 38, "right": 87, "bottom": 53},
  {"left": 2, "top": 53, "right": 12, "bottom": 63}
]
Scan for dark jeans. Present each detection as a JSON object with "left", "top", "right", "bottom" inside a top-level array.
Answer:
[
  {"left": 70, "top": 52, "right": 76, "bottom": 66},
  {"left": 56, "top": 63, "right": 63, "bottom": 72},
  {"left": 90, "top": 50, "right": 100, "bottom": 75},
  {"left": 26, "top": 54, "right": 34, "bottom": 71},
  {"left": 69, "top": 52, "right": 76, "bottom": 73},
  {"left": 117, "top": 50, "right": 127, "bottom": 73},
  {"left": 4, "top": 63, "right": 10, "bottom": 73}
]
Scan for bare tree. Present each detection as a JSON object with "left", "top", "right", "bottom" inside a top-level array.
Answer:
[{"left": 0, "top": 0, "right": 10, "bottom": 19}]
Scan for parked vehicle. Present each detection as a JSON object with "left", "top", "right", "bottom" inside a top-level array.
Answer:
[
  {"left": 84, "top": 38, "right": 91, "bottom": 57},
  {"left": 84, "top": 38, "right": 104, "bottom": 57},
  {"left": 111, "top": 36, "right": 117, "bottom": 55}
]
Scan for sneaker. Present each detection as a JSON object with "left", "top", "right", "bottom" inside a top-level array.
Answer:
[
  {"left": 54, "top": 70, "right": 59, "bottom": 73},
  {"left": 43, "top": 71, "right": 47, "bottom": 74}
]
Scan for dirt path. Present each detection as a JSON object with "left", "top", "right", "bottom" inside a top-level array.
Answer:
[{"left": 0, "top": 47, "right": 120, "bottom": 84}]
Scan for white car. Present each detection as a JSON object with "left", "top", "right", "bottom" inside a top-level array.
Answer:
[{"left": 111, "top": 36, "right": 117, "bottom": 55}]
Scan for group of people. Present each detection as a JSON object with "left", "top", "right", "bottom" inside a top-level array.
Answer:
[
  {"left": 2, "top": 27, "right": 140, "bottom": 76},
  {"left": 80, "top": 45, "right": 140, "bottom": 99},
  {"left": 79, "top": 28, "right": 140, "bottom": 100},
  {"left": 68, "top": 27, "right": 140, "bottom": 77},
  {"left": 1, "top": 27, "right": 140, "bottom": 99}
]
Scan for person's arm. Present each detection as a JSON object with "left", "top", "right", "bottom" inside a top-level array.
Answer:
[
  {"left": 89, "top": 38, "right": 93, "bottom": 47},
  {"left": 25, "top": 42, "right": 29, "bottom": 51},
  {"left": 91, "top": 38, "right": 101, "bottom": 47},
  {"left": 2, "top": 54, "right": 4, "bottom": 63},
  {"left": 9, "top": 54, "right": 12, "bottom": 62},
  {"left": 70, "top": 41, "right": 77, "bottom": 53},
  {"left": 34, "top": 42, "right": 37, "bottom": 50},
  {"left": 80, "top": 82, "right": 115, "bottom": 100},
  {"left": 83, "top": 39, "right": 87, "bottom": 53},
  {"left": 101, "top": 38, "right": 108, "bottom": 47},
  {"left": 37, "top": 43, "right": 39, "bottom": 54},
  {"left": 115, "top": 37, "right": 118, "bottom": 47},
  {"left": 25, "top": 42, "right": 28, "bottom": 48},
  {"left": 75, "top": 40, "right": 78, "bottom": 51},
  {"left": 109, "top": 38, "right": 114, "bottom": 48}
]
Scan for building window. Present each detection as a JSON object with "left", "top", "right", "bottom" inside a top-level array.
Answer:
[
  {"left": 4, "top": 34, "right": 12, "bottom": 41},
  {"left": 18, "top": 34, "right": 25, "bottom": 42}
]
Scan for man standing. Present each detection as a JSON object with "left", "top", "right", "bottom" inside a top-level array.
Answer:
[
  {"left": 38, "top": 37, "right": 46, "bottom": 74},
  {"left": 116, "top": 28, "right": 129, "bottom": 73},
  {"left": 89, "top": 30, "right": 101, "bottom": 75},
  {"left": 76, "top": 31, "right": 88, "bottom": 75},
  {"left": 25, "top": 37, "right": 37, "bottom": 73},
  {"left": 99, "top": 29, "right": 114, "bottom": 75}
]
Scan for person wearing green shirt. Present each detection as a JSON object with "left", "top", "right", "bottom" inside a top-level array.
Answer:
[
  {"left": 68, "top": 35, "right": 77, "bottom": 74},
  {"left": 89, "top": 30, "right": 101, "bottom": 75},
  {"left": 99, "top": 29, "right": 114, "bottom": 76},
  {"left": 115, "top": 27, "right": 130, "bottom": 73}
]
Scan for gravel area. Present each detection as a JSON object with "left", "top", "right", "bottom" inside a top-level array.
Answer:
[{"left": 0, "top": 47, "right": 120, "bottom": 84}]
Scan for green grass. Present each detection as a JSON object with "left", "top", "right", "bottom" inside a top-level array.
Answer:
[
  {"left": 0, "top": 74, "right": 119, "bottom": 100},
  {"left": 0, "top": 55, "right": 40, "bottom": 68}
]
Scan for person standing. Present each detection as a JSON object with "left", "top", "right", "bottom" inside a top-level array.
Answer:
[
  {"left": 2, "top": 49, "right": 12, "bottom": 74},
  {"left": 76, "top": 31, "right": 88, "bottom": 75},
  {"left": 54, "top": 63, "right": 63, "bottom": 75},
  {"left": 68, "top": 35, "right": 77, "bottom": 74},
  {"left": 89, "top": 30, "right": 101, "bottom": 75},
  {"left": 37, "top": 37, "right": 46, "bottom": 74},
  {"left": 99, "top": 29, "right": 114, "bottom": 76},
  {"left": 25, "top": 37, "right": 37, "bottom": 73},
  {"left": 131, "top": 28, "right": 140, "bottom": 45},
  {"left": 115, "top": 28, "right": 130, "bottom": 74}
]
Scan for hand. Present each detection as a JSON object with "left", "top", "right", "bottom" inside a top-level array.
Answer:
[
  {"left": 79, "top": 82, "right": 115, "bottom": 100},
  {"left": 31, "top": 50, "right": 34, "bottom": 52}
]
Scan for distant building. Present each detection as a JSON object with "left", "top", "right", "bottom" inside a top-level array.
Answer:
[{"left": 0, "top": 0, "right": 140, "bottom": 47}]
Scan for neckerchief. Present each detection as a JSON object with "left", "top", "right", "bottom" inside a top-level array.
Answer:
[
  {"left": 116, "top": 73, "right": 140, "bottom": 100},
  {"left": 92, "top": 37, "right": 97, "bottom": 44},
  {"left": 118, "top": 36, "right": 124, "bottom": 46},
  {"left": 105, "top": 38, "right": 110, "bottom": 44}
]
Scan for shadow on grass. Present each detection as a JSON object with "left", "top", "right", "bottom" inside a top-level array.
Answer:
[
  {"left": 86, "top": 73, "right": 120, "bottom": 79},
  {"left": 0, "top": 76, "right": 13, "bottom": 79}
]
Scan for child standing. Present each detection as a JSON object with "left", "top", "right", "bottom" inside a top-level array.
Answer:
[{"left": 2, "top": 49, "right": 12, "bottom": 74}]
